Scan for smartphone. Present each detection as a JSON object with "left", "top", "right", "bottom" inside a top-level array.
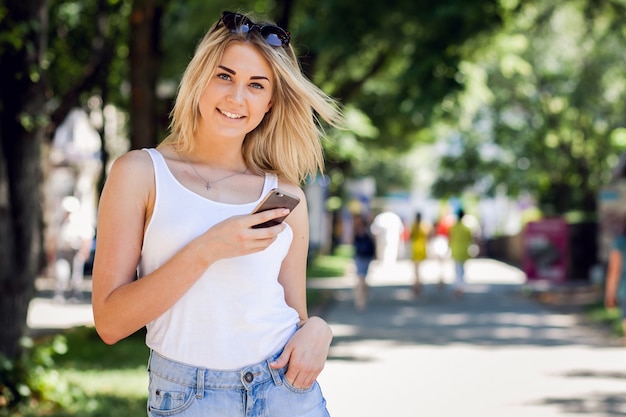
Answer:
[{"left": 251, "top": 188, "right": 301, "bottom": 228}]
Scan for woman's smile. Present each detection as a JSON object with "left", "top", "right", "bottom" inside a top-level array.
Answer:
[{"left": 218, "top": 108, "right": 246, "bottom": 120}]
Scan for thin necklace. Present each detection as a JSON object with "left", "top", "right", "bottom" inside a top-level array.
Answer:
[{"left": 181, "top": 155, "right": 247, "bottom": 190}]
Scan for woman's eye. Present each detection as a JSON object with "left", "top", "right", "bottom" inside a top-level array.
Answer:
[
  {"left": 250, "top": 82, "right": 264, "bottom": 90},
  {"left": 217, "top": 73, "right": 231, "bottom": 81}
]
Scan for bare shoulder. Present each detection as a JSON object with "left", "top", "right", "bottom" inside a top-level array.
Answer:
[
  {"left": 277, "top": 181, "right": 306, "bottom": 202},
  {"left": 102, "top": 149, "right": 155, "bottom": 204},
  {"left": 110, "top": 149, "right": 153, "bottom": 174},
  {"left": 106, "top": 150, "right": 154, "bottom": 187}
]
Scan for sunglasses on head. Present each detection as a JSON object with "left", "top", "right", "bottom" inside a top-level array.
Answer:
[{"left": 217, "top": 11, "right": 290, "bottom": 48}]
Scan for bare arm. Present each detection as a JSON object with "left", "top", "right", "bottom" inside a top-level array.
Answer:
[
  {"left": 269, "top": 184, "right": 333, "bottom": 389},
  {"left": 605, "top": 248, "right": 622, "bottom": 309},
  {"left": 277, "top": 185, "right": 309, "bottom": 321},
  {"left": 92, "top": 150, "right": 290, "bottom": 344}
]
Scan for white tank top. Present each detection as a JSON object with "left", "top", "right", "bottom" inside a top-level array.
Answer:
[{"left": 139, "top": 148, "right": 299, "bottom": 369}]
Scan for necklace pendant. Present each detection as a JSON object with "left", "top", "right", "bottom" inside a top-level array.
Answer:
[{"left": 179, "top": 152, "right": 246, "bottom": 192}]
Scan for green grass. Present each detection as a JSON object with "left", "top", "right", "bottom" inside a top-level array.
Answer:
[
  {"left": 53, "top": 325, "right": 149, "bottom": 406},
  {"left": 583, "top": 302, "right": 624, "bottom": 337},
  {"left": 9, "top": 390, "right": 147, "bottom": 417},
  {"left": 305, "top": 247, "right": 352, "bottom": 309},
  {"left": 306, "top": 245, "right": 353, "bottom": 278},
  {"left": 4, "top": 327, "right": 148, "bottom": 417}
]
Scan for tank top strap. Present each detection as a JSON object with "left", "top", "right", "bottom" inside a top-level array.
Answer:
[
  {"left": 142, "top": 148, "right": 171, "bottom": 190},
  {"left": 261, "top": 173, "right": 279, "bottom": 195},
  {"left": 143, "top": 148, "right": 167, "bottom": 172}
]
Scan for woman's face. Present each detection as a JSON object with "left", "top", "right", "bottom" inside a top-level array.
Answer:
[{"left": 197, "top": 42, "right": 274, "bottom": 142}]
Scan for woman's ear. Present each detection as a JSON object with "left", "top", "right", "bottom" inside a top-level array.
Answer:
[{"left": 265, "top": 99, "right": 273, "bottom": 113}]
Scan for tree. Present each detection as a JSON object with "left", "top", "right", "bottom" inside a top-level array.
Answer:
[
  {"left": 158, "top": 1, "right": 506, "bottom": 195},
  {"left": 293, "top": 0, "right": 504, "bottom": 152},
  {"left": 47, "top": 0, "right": 123, "bottom": 133},
  {"left": 432, "top": 0, "right": 626, "bottom": 214},
  {"left": 0, "top": 0, "right": 127, "bottom": 406},
  {"left": 129, "top": 0, "right": 170, "bottom": 149},
  {"left": 288, "top": 0, "right": 508, "bottom": 198},
  {"left": 0, "top": 0, "right": 49, "bottom": 368}
]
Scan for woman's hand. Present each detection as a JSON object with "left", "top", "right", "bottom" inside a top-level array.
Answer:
[
  {"left": 194, "top": 208, "right": 291, "bottom": 263},
  {"left": 270, "top": 316, "right": 333, "bottom": 389}
]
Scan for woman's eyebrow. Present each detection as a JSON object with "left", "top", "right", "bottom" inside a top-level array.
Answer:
[
  {"left": 217, "top": 65, "right": 270, "bottom": 82},
  {"left": 218, "top": 65, "right": 236, "bottom": 74}
]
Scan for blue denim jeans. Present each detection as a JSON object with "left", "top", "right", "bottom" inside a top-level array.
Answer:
[
  {"left": 454, "top": 261, "right": 465, "bottom": 290},
  {"left": 354, "top": 256, "right": 372, "bottom": 278},
  {"left": 147, "top": 350, "right": 330, "bottom": 417}
]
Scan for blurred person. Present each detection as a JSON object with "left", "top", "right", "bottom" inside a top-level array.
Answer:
[
  {"left": 604, "top": 221, "right": 626, "bottom": 343},
  {"left": 448, "top": 209, "right": 473, "bottom": 297},
  {"left": 430, "top": 213, "right": 453, "bottom": 287},
  {"left": 45, "top": 107, "right": 102, "bottom": 278},
  {"left": 457, "top": 212, "right": 482, "bottom": 258},
  {"left": 352, "top": 214, "right": 376, "bottom": 311},
  {"left": 92, "top": 11, "right": 342, "bottom": 417},
  {"left": 54, "top": 196, "right": 94, "bottom": 302},
  {"left": 371, "top": 210, "right": 404, "bottom": 264},
  {"left": 409, "top": 212, "right": 428, "bottom": 295}
]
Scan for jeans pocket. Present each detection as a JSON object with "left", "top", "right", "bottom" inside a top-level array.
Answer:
[
  {"left": 148, "top": 373, "right": 195, "bottom": 416},
  {"left": 283, "top": 377, "right": 317, "bottom": 394},
  {"left": 268, "top": 377, "right": 329, "bottom": 417}
]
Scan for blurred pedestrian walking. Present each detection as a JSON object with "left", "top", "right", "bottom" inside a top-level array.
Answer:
[
  {"left": 604, "top": 221, "right": 626, "bottom": 343},
  {"left": 53, "top": 196, "right": 94, "bottom": 302},
  {"left": 352, "top": 215, "right": 376, "bottom": 311},
  {"left": 449, "top": 209, "right": 473, "bottom": 297},
  {"left": 409, "top": 212, "right": 429, "bottom": 295},
  {"left": 371, "top": 210, "right": 404, "bottom": 265},
  {"left": 430, "top": 213, "right": 452, "bottom": 286}
]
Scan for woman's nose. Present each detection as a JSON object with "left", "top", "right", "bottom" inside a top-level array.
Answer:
[{"left": 227, "top": 84, "right": 245, "bottom": 102}]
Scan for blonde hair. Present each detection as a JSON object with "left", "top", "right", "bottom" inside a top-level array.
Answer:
[{"left": 162, "top": 12, "right": 343, "bottom": 185}]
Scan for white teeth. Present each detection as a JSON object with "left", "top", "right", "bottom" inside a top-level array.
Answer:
[{"left": 220, "top": 109, "right": 244, "bottom": 119}]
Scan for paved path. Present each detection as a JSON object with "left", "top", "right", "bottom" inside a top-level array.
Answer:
[
  {"left": 28, "top": 276, "right": 94, "bottom": 332},
  {"left": 28, "top": 258, "right": 626, "bottom": 416},
  {"left": 315, "top": 259, "right": 626, "bottom": 417}
]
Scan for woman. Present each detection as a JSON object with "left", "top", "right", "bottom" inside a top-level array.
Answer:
[
  {"left": 605, "top": 223, "right": 626, "bottom": 344},
  {"left": 352, "top": 214, "right": 375, "bottom": 311},
  {"left": 92, "top": 11, "right": 342, "bottom": 416},
  {"left": 409, "top": 212, "right": 428, "bottom": 296}
]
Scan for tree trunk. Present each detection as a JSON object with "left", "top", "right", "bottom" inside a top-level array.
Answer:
[
  {"left": 0, "top": 0, "right": 48, "bottom": 359},
  {"left": 129, "top": 0, "right": 165, "bottom": 150}
]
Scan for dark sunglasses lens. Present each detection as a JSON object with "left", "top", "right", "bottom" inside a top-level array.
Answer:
[
  {"left": 222, "top": 12, "right": 251, "bottom": 32},
  {"left": 260, "top": 27, "right": 289, "bottom": 46},
  {"left": 220, "top": 12, "right": 289, "bottom": 47}
]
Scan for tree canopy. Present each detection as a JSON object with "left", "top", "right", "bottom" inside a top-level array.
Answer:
[
  {"left": 156, "top": 0, "right": 507, "bottom": 196},
  {"left": 432, "top": 0, "right": 626, "bottom": 214}
]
